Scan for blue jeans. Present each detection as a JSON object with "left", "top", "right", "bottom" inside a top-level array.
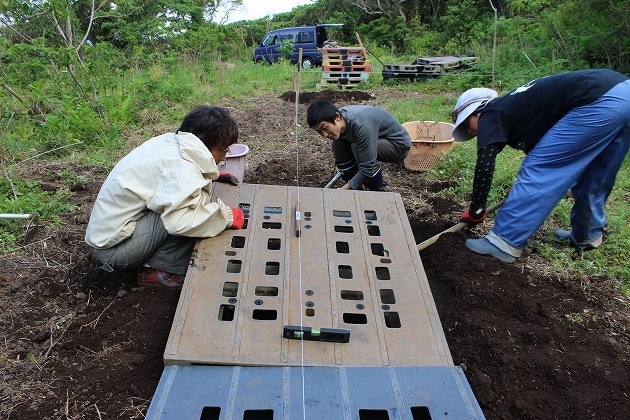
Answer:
[{"left": 488, "top": 80, "right": 630, "bottom": 256}]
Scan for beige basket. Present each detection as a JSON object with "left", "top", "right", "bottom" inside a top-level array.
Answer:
[{"left": 402, "top": 121, "right": 455, "bottom": 171}]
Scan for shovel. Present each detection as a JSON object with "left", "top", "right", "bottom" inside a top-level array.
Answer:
[
  {"left": 324, "top": 172, "right": 342, "bottom": 188},
  {"left": 416, "top": 197, "right": 507, "bottom": 251}
]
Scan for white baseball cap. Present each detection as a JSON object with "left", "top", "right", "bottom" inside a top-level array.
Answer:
[{"left": 452, "top": 87, "right": 498, "bottom": 141}]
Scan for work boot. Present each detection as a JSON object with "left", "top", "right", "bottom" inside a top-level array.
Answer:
[
  {"left": 554, "top": 230, "right": 601, "bottom": 250},
  {"left": 137, "top": 267, "right": 185, "bottom": 289},
  {"left": 465, "top": 238, "right": 516, "bottom": 263}
]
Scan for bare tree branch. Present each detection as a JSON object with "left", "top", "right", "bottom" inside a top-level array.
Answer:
[
  {"left": 77, "top": 0, "right": 109, "bottom": 52},
  {"left": 50, "top": 9, "right": 69, "bottom": 46},
  {"left": 0, "top": 15, "right": 32, "bottom": 43}
]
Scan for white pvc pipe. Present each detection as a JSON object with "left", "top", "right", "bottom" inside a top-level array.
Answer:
[{"left": 0, "top": 214, "right": 34, "bottom": 220}]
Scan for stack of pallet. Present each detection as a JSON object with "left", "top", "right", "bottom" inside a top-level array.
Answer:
[
  {"left": 382, "top": 55, "right": 479, "bottom": 83},
  {"left": 316, "top": 46, "right": 372, "bottom": 90}
]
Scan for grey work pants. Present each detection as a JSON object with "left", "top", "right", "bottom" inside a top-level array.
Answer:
[
  {"left": 333, "top": 138, "right": 409, "bottom": 166},
  {"left": 91, "top": 211, "right": 196, "bottom": 276}
]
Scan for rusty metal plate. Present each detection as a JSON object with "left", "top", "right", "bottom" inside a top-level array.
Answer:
[{"left": 164, "top": 184, "right": 452, "bottom": 367}]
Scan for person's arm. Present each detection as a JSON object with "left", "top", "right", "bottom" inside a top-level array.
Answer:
[
  {"left": 347, "top": 122, "right": 380, "bottom": 189},
  {"left": 468, "top": 143, "right": 502, "bottom": 218},
  {"left": 160, "top": 190, "right": 234, "bottom": 237},
  {"left": 150, "top": 167, "right": 234, "bottom": 237}
]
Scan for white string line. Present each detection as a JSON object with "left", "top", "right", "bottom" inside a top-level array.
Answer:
[{"left": 293, "top": 53, "right": 306, "bottom": 420}]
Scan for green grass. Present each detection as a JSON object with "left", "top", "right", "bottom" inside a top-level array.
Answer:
[{"left": 0, "top": 176, "right": 76, "bottom": 252}]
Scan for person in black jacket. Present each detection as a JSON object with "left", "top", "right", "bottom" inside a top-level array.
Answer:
[{"left": 451, "top": 69, "right": 629, "bottom": 263}]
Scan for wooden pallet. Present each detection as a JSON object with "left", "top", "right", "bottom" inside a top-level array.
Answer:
[
  {"left": 382, "top": 71, "right": 441, "bottom": 82},
  {"left": 321, "top": 71, "right": 370, "bottom": 80},
  {"left": 382, "top": 64, "right": 418, "bottom": 72},
  {"left": 321, "top": 47, "right": 366, "bottom": 56},
  {"left": 317, "top": 77, "right": 367, "bottom": 89},
  {"left": 382, "top": 64, "right": 442, "bottom": 74},
  {"left": 316, "top": 83, "right": 364, "bottom": 90},
  {"left": 323, "top": 58, "right": 369, "bottom": 67},
  {"left": 322, "top": 65, "right": 372, "bottom": 73},
  {"left": 412, "top": 55, "right": 479, "bottom": 70}
]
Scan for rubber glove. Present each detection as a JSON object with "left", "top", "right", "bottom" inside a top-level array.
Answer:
[
  {"left": 217, "top": 172, "right": 239, "bottom": 186},
  {"left": 460, "top": 208, "right": 486, "bottom": 224},
  {"left": 230, "top": 207, "right": 245, "bottom": 229}
]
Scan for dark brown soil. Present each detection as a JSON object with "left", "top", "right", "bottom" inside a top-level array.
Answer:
[{"left": 0, "top": 90, "right": 627, "bottom": 420}]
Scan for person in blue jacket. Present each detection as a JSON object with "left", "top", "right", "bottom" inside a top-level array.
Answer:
[{"left": 451, "top": 69, "right": 629, "bottom": 263}]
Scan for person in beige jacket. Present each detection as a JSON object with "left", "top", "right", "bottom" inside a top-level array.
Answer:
[{"left": 86, "top": 106, "right": 245, "bottom": 288}]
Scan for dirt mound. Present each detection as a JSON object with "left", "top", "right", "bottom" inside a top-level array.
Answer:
[{"left": 279, "top": 90, "right": 374, "bottom": 104}]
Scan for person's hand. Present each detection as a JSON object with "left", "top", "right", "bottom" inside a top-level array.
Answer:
[
  {"left": 230, "top": 207, "right": 245, "bottom": 229},
  {"left": 217, "top": 172, "right": 239, "bottom": 186},
  {"left": 460, "top": 209, "right": 486, "bottom": 224}
]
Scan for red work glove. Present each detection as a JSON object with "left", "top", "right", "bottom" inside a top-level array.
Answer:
[
  {"left": 217, "top": 172, "right": 239, "bottom": 186},
  {"left": 460, "top": 209, "right": 486, "bottom": 225},
  {"left": 230, "top": 207, "right": 245, "bottom": 229}
]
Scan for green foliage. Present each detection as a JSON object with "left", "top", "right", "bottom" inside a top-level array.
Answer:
[
  {"left": 278, "top": 39, "right": 295, "bottom": 61},
  {"left": 84, "top": 42, "right": 129, "bottom": 78},
  {"left": 169, "top": 23, "right": 248, "bottom": 63},
  {"left": 403, "top": 20, "right": 443, "bottom": 57},
  {"left": 34, "top": 102, "right": 112, "bottom": 154},
  {"left": 506, "top": 0, "right": 629, "bottom": 73},
  {"left": 440, "top": 0, "right": 495, "bottom": 51},
  {"left": 0, "top": 39, "right": 51, "bottom": 86},
  {"left": 0, "top": 176, "right": 76, "bottom": 249},
  {"left": 100, "top": 95, "right": 135, "bottom": 127},
  {"left": 357, "top": 17, "right": 409, "bottom": 53}
]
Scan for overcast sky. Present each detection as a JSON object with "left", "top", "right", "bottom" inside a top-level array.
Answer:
[{"left": 221, "top": 0, "right": 313, "bottom": 24}]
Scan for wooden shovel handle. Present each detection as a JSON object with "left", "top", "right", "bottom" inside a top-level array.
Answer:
[{"left": 416, "top": 196, "right": 508, "bottom": 251}]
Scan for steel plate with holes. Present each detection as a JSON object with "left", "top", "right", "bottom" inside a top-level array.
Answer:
[
  {"left": 146, "top": 365, "right": 485, "bottom": 419},
  {"left": 164, "top": 184, "right": 452, "bottom": 367}
]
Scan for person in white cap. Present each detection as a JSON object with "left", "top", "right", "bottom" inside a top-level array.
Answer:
[{"left": 451, "top": 69, "right": 629, "bottom": 263}]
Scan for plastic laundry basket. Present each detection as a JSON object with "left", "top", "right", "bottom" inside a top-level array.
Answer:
[
  {"left": 219, "top": 144, "right": 250, "bottom": 183},
  {"left": 402, "top": 121, "right": 455, "bottom": 172}
]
